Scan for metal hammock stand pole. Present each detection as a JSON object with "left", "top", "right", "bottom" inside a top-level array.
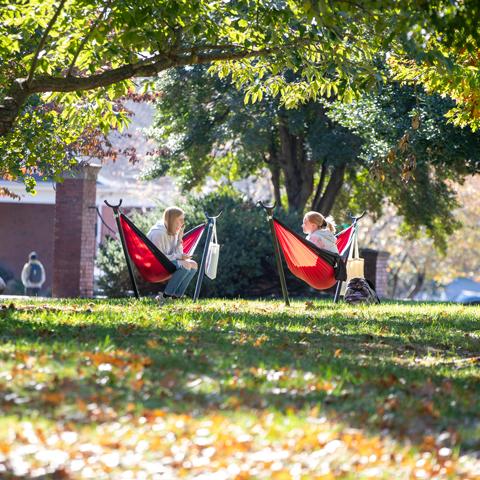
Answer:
[
  {"left": 193, "top": 210, "right": 223, "bottom": 302},
  {"left": 257, "top": 201, "right": 290, "bottom": 307},
  {"left": 104, "top": 199, "right": 140, "bottom": 299}
]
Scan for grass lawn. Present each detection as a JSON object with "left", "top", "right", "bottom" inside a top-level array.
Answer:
[{"left": 0, "top": 298, "right": 479, "bottom": 479}]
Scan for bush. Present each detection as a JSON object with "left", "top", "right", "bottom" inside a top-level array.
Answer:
[
  {"left": 96, "top": 189, "right": 317, "bottom": 298},
  {"left": 0, "top": 263, "right": 23, "bottom": 295}
]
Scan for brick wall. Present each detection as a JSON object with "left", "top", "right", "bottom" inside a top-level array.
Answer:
[
  {"left": 375, "top": 251, "right": 390, "bottom": 299},
  {"left": 0, "top": 203, "right": 55, "bottom": 294},
  {"left": 360, "top": 248, "right": 390, "bottom": 299},
  {"left": 52, "top": 165, "right": 101, "bottom": 298}
]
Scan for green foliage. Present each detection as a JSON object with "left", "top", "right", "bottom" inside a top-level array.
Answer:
[
  {"left": 388, "top": 38, "right": 480, "bottom": 131},
  {"left": 2, "top": 1, "right": 480, "bottom": 191},
  {"left": 327, "top": 84, "right": 480, "bottom": 249},
  {"left": 96, "top": 237, "right": 133, "bottom": 297},
  {"left": 145, "top": 67, "right": 275, "bottom": 190},
  {"left": 150, "top": 66, "right": 480, "bottom": 248},
  {"left": 147, "top": 65, "right": 361, "bottom": 211}
]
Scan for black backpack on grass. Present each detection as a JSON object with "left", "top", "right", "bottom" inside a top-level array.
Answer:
[{"left": 344, "top": 277, "right": 380, "bottom": 305}]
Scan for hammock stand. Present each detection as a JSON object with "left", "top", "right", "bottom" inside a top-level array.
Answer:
[
  {"left": 105, "top": 199, "right": 215, "bottom": 300},
  {"left": 258, "top": 201, "right": 365, "bottom": 305},
  {"left": 193, "top": 210, "right": 223, "bottom": 301}
]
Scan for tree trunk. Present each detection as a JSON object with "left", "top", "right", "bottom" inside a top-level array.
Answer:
[
  {"left": 278, "top": 115, "right": 314, "bottom": 212},
  {"left": 314, "top": 163, "right": 346, "bottom": 216},
  {"left": 311, "top": 160, "right": 327, "bottom": 211},
  {"left": 269, "top": 162, "right": 282, "bottom": 207},
  {"left": 407, "top": 267, "right": 426, "bottom": 299},
  {"left": 390, "top": 252, "right": 408, "bottom": 298},
  {"left": 264, "top": 140, "right": 282, "bottom": 208}
]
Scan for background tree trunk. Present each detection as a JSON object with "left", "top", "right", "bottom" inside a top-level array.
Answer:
[
  {"left": 269, "top": 162, "right": 282, "bottom": 207},
  {"left": 312, "top": 164, "right": 346, "bottom": 216},
  {"left": 278, "top": 116, "right": 314, "bottom": 212},
  {"left": 407, "top": 265, "right": 426, "bottom": 299},
  {"left": 265, "top": 141, "right": 283, "bottom": 208}
]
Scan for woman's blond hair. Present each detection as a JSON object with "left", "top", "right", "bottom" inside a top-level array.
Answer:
[
  {"left": 163, "top": 206, "right": 185, "bottom": 236},
  {"left": 304, "top": 211, "right": 336, "bottom": 234}
]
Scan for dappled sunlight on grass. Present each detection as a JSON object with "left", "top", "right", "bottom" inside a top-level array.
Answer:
[{"left": 0, "top": 298, "right": 479, "bottom": 478}]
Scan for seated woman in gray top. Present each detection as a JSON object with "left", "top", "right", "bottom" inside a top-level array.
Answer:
[
  {"left": 301, "top": 211, "right": 339, "bottom": 254},
  {"left": 147, "top": 206, "right": 198, "bottom": 301}
]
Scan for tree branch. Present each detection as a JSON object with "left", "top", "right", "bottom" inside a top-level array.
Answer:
[
  {"left": 27, "top": 0, "right": 68, "bottom": 86},
  {"left": 177, "top": 43, "right": 242, "bottom": 53},
  {"left": 1, "top": 41, "right": 310, "bottom": 138},
  {"left": 27, "top": 47, "right": 280, "bottom": 93},
  {"left": 67, "top": 0, "right": 112, "bottom": 77}
]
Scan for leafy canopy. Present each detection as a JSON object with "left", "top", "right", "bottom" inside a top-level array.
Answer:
[
  {"left": 148, "top": 66, "right": 480, "bottom": 248},
  {"left": 1, "top": 0, "right": 480, "bottom": 190}
]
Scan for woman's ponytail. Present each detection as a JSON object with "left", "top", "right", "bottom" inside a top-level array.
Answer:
[
  {"left": 324, "top": 215, "right": 336, "bottom": 234},
  {"left": 304, "top": 211, "right": 337, "bottom": 234}
]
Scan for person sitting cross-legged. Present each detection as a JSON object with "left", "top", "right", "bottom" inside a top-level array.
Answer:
[{"left": 147, "top": 207, "right": 198, "bottom": 303}]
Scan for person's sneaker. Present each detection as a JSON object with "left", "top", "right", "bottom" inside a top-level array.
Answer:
[{"left": 155, "top": 292, "right": 166, "bottom": 305}]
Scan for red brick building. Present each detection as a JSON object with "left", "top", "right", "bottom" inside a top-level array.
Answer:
[{"left": 0, "top": 170, "right": 178, "bottom": 297}]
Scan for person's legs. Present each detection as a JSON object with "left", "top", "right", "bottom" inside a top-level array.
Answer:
[
  {"left": 164, "top": 266, "right": 193, "bottom": 297},
  {"left": 171, "top": 267, "right": 197, "bottom": 298},
  {"left": 25, "top": 287, "right": 40, "bottom": 296}
]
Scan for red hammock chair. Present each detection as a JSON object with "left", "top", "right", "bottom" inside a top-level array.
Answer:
[
  {"left": 336, "top": 224, "right": 355, "bottom": 257},
  {"left": 272, "top": 218, "right": 352, "bottom": 291},
  {"left": 119, "top": 213, "right": 206, "bottom": 284}
]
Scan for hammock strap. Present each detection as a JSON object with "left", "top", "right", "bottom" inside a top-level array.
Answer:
[{"left": 96, "top": 206, "right": 118, "bottom": 238}]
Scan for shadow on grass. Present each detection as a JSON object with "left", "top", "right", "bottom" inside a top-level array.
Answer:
[{"left": 0, "top": 305, "right": 479, "bottom": 453}]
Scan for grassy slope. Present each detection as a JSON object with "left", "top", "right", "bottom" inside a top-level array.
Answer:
[{"left": 0, "top": 298, "right": 479, "bottom": 479}]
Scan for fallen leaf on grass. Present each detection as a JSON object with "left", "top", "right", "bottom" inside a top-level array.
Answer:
[
  {"left": 254, "top": 335, "right": 269, "bottom": 347},
  {"left": 118, "top": 324, "right": 137, "bottom": 336},
  {"left": 421, "top": 400, "right": 440, "bottom": 418},
  {"left": 42, "top": 392, "right": 65, "bottom": 405}
]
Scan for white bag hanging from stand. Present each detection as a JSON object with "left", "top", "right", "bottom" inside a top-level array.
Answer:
[
  {"left": 205, "top": 219, "right": 220, "bottom": 280},
  {"left": 341, "top": 227, "right": 365, "bottom": 295}
]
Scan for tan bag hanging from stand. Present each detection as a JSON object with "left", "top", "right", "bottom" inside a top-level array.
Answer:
[{"left": 341, "top": 227, "right": 365, "bottom": 295}]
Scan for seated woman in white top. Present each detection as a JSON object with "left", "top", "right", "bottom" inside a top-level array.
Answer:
[
  {"left": 147, "top": 206, "right": 198, "bottom": 300},
  {"left": 302, "top": 211, "right": 339, "bottom": 255}
]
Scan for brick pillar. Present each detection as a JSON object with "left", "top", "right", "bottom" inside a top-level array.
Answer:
[
  {"left": 52, "top": 164, "right": 101, "bottom": 298},
  {"left": 360, "top": 248, "right": 390, "bottom": 299}
]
